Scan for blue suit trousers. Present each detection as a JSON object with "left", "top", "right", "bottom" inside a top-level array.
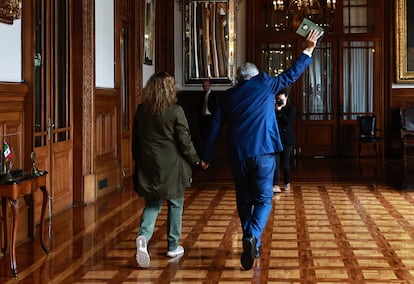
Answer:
[{"left": 231, "top": 154, "right": 275, "bottom": 248}]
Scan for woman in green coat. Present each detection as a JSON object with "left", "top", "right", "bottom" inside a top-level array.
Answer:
[{"left": 132, "top": 72, "right": 203, "bottom": 268}]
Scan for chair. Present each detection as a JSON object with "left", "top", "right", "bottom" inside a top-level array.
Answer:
[
  {"left": 400, "top": 105, "right": 414, "bottom": 160},
  {"left": 357, "top": 115, "right": 383, "bottom": 159}
]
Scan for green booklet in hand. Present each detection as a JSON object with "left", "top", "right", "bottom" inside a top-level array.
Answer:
[{"left": 296, "top": 18, "right": 324, "bottom": 38}]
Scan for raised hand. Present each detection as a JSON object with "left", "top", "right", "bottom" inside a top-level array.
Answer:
[{"left": 305, "top": 30, "right": 320, "bottom": 54}]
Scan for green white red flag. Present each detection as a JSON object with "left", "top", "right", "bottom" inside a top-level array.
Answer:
[{"left": 3, "top": 142, "right": 13, "bottom": 160}]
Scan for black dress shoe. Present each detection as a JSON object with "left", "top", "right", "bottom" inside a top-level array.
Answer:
[
  {"left": 241, "top": 235, "right": 256, "bottom": 270},
  {"left": 255, "top": 246, "right": 261, "bottom": 258}
]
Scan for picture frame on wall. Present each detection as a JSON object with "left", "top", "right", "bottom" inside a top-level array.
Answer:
[
  {"left": 144, "top": 0, "right": 155, "bottom": 65},
  {"left": 396, "top": 0, "right": 414, "bottom": 83}
]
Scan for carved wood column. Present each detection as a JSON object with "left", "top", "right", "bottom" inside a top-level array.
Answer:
[
  {"left": 72, "top": 0, "right": 96, "bottom": 204},
  {"left": 81, "top": 0, "right": 96, "bottom": 203},
  {"left": 135, "top": 0, "right": 143, "bottom": 105}
]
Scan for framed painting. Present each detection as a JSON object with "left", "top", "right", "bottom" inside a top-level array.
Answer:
[
  {"left": 396, "top": 0, "right": 414, "bottom": 83},
  {"left": 144, "top": 0, "right": 155, "bottom": 65}
]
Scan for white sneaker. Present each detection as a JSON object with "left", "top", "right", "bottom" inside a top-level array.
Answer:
[
  {"left": 273, "top": 185, "right": 281, "bottom": 193},
  {"left": 136, "top": 235, "right": 150, "bottom": 268},
  {"left": 166, "top": 245, "right": 184, "bottom": 257},
  {"left": 284, "top": 183, "right": 290, "bottom": 191}
]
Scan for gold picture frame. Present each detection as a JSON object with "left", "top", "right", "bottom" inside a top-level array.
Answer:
[
  {"left": 396, "top": 0, "right": 414, "bottom": 83},
  {"left": 144, "top": 0, "right": 155, "bottom": 65}
]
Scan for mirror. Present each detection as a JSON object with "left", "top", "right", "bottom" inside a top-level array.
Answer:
[{"left": 182, "top": 0, "right": 236, "bottom": 85}]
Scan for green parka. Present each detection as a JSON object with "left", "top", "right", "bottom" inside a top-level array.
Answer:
[{"left": 132, "top": 104, "right": 200, "bottom": 201}]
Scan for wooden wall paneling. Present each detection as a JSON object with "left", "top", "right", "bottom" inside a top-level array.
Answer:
[
  {"left": 71, "top": 0, "right": 96, "bottom": 205},
  {"left": 51, "top": 141, "right": 74, "bottom": 214},
  {"left": 95, "top": 92, "right": 121, "bottom": 199},
  {"left": 71, "top": 0, "right": 84, "bottom": 204},
  {"left": 81, "top": 0, "right": 96, "bottom": 204},
  {"left": 245, "top": 0, "right": 256, "bottom": 62},
  {"left": 120, "top": 0, "right": 131, "bottom": 21},
  {"left": 155, "top": 0, "right": 174, "bottom": 75},
  {"left": 384, "top": 0, "right": 394, "bottom": 159},
  {"left": 0, "top": 87, "right": 31, "bottom": 245},
  {"left": 389, "top": 88, "right": 414, "bottom": 158},
  {"left": 114, "top": 0, "right": 122, "bottom": 183},
  {"left": 117, "top": 0, "right": 135, "bottom": 180},
  {"left": 0, "top": 114, "right": 23, "bottom": 176},
  {"left": 126, "top": 0, "right": 144, "bottom": 184},
  {"left": 0, "top": 85, "right": 27, "bottom": 171},
  {"left": 135, "top": 0, "right": 145, "bottom": 107},
  {"left": 177, "top": 91, "right": 202, "bottom": 149},
  {"left": 22, "top": 0, "right": 35, "bottom": 171},
  {"left": 298, "top": 123, "right": 335, "bottom": 157},
  {"left": 177, "top": 90, "right": 228, "bottom": 159},
  {"left": 121, "top": 137, "right": 132, "bottom": 178},
  {"left": 134, "top": 0, "right": 143, "bottom": 106}
]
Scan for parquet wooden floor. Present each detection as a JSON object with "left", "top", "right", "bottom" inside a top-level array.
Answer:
[{"left": 1, "top": 158, "right": 414, "bottom": 283}]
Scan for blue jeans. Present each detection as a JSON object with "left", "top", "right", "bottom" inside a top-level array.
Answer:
[
  {"left": 231, "top": 154, "right": 275, "bottom": 248},
  {"left": 138, "top": 197, "right": 184, "bottom": 251}
]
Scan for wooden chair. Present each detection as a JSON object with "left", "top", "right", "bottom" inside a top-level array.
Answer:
[
  {"left": 357, "top": 115, "right": 383, "bottom": 159},
  {"left": 400, "top": 105, "right": 414, "bottom": 160}
]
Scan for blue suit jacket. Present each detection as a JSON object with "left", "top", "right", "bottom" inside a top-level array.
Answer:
[{"left": 201, "top": 52, "right": 312, "bottom": 164}]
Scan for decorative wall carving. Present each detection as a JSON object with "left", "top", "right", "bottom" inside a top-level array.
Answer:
[{"left": 82, "top": 0, "right": 95, "bottom": 176}]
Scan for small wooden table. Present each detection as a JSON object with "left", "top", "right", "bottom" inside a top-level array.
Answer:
[{"left": 0, "top": 171, "right": 49, "bottom": 277}]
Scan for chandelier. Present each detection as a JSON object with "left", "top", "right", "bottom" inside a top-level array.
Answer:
[
  {"left": 268, "top": 0, "right": 336, "bottom": 32},
  {"left": 0, "top": 0, "right": 22, "bottom": 25}
]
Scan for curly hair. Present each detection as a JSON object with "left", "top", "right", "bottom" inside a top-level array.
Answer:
[{"left": 142, "top": 72, "right": 178, "bottom": 115}]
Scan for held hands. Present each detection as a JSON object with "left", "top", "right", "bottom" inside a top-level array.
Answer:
[
  {"left": 197, "top": 160, "right": 209, "bottom": 170},
  {"left": 196, "top": 160, "right": 209, "bottom": 169},
  {"left": 200, "top": 161, "right": 209, "bottom": 169}
]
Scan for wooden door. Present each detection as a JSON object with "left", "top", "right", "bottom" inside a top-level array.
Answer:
[
  {"left": 254, "top": 0, "right": 384, "bottom": 158},
  {"left": 33, "top": 0, "right": 73, "bottom": 217},
  {"left": 295, "top": 40, "right": 381, "bottom": 158},
  {"left": 262, "top": 41, "right": 338, "bottom": 157},
  {"left": 262, "top": 39, "right": 381, "bottom": 158},
  {"left": 295, "top": 41, "right": 338, "bottom": 157}
]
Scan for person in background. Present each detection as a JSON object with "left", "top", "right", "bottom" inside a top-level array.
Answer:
[
  {"left": 132, "top": 71, "right": 205, "bottom": 268},
  {"left": 200, "top": 30, "right": 320, "bottom": 270},
  {"left": 200, "top": 79, "right": 217, "bottom": 141},
  {"left": 273, "top": 90, "right": 295, "bottom": 193}
]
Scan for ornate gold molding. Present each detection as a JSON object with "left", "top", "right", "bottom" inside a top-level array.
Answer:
[
  {"left": 176, "top": 0, "right": 241, "bottom": 10},
  {"left": 395, "top": 0, "right": 414, "bottom": 83},
  {"left": 0, "top": 0, "right": 21, "bottom": 24}
]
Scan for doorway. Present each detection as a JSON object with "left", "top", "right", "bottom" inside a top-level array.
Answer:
[
  {"left": 255, "top": 0, "right": 383, "bottom": 158},
  {"left": 34, "top": 0, "right": 73, "bottom": 216},
  {"left": 262, "top": 39, "right": 380, "bottom": 157}
]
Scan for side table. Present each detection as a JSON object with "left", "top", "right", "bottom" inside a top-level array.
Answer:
[{"left": 0, "top": 171, "right": 49, "bottom": 277}]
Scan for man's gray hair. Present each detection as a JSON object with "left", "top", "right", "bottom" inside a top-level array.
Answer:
[{"left": 236, "top": 62, "right": 259, "bottom": 81}]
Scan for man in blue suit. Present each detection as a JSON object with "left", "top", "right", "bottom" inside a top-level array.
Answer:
[{"left": 201, "top": 30, "right": 320, "bottom": 270}]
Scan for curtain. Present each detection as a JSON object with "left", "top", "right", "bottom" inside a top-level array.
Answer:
[
  {"left": 302, "top": 42, "right": 333, "bottom": 120},
  {"left": 343, "top": 41, "right": 375, "bottom": 120}
]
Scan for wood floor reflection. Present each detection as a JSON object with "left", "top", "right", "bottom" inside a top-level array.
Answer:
[{"left": 1, "top": 158, "right": 414, "bottom": 283}]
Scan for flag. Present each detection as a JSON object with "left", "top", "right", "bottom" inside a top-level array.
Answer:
[{"left": 3, "top": 142, "right": 13, "bottom": 160}]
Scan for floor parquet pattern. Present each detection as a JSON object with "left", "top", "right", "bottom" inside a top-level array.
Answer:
[{"left": 1, "top": 159, "right": 414, "bottom": 283}]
